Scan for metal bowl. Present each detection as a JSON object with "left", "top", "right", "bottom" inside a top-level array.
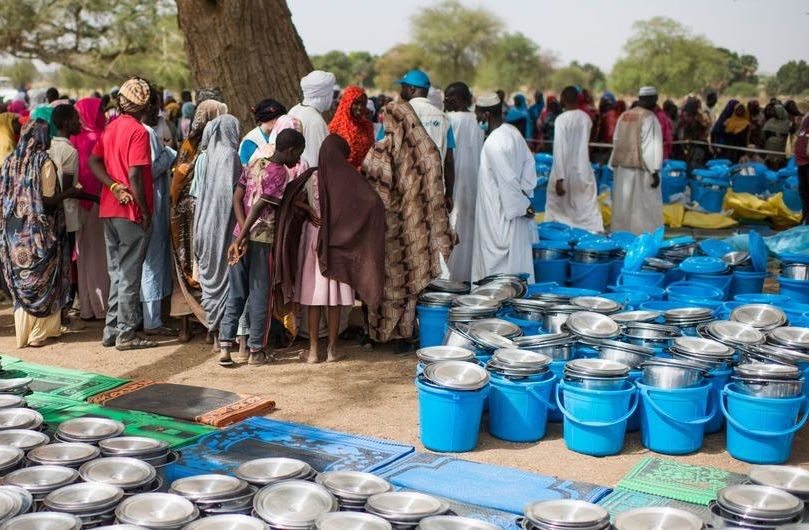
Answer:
[
  {"left": 170, "top": 475, "right": 249, "bottom": 502},
  {"left": 700, "top": 320, "right": 766, "bottom": 347},
  {"left": 315, "top": 472, "right": 392, "bottom": 501},
  {"left": 55, "top": 418, "right": 124, "bottom": 443},
  {"left": 98, "top": 436, "right": 169, "bottom": 460},
  {"left": 417, "top": 515, "right": 502, "bottom": 530},
  {"left": 0, "top": 430, "right": 48, "bottom": 452},
  {"left": 0, "top": 410, "right": 42, "bottom": 432},
  {"left": 565, "top": 312, "right": 621, "bottom": 339},
  {"left": 735, "top": 363, "right": 801, "bottom": 380},
  {"left": 43, "top": 482, "right": 124, "bottom": 514},
  {"left": 782, "top": 263, "right": 809, "bottom": 281},
  {"left": 468, "top": 329, "right": 515, "bottom": 351},
  {"left": 641, "top": 358, "right": 707, "bottom": 388},
  {"left": 769, "top": 327, "right": 809, "bottom": 351},
  {"left": 589, "top": 339, "right": 654, "bottom": 369},
  {"left": 235, "top": 458, "right": 314, "bottom": 487},
  {"left": 716, "top": 485, "right": 804, "bottom": 524},
  {"left": 570, "top": 296, "right": 623, "bottom": 315},
  {"left": 0, "top": 396, "right": 26, "bottom": 410},
  {"left": 79, "top": 457, "right": 157, "bottom": 491},
  {"left": 365, "top": 492, "right": 449, "bottom": 522},
  {"left": 442, "top": 324, "right": 478, "bottom": 350},
  {"left": 416, "top": 346, "right": 476, "bottom": 364},
  {"left": 115, "top": 492, "right": 199, "bottom": 528},
  {"left": 469, "top": 319, "right": 523, "bottom": 339},
  {"left": 614, "top": 507, "right": 704, "bottom": 530},
  {"left": 418, "top": 292, "right": 457, "bottom": 308},
  {"left": 748, "top": 466, "right": 809, "bottom": 499},
  {"left": 26, "top": 443, "right": 100, "bottom": 468},
  {"left": 723, "top": 251, "right": 751, "bottom": 268},
  {"left": 730, "top": 304, "right": 787, "bottom": 331},
  {"left": 2, "top": 465, "right": 79, "bottom": 497},
  {"left": 0, "top": 512, "right": 83, "bottom": 530},
  {"left": 253, "top": 480, "right": 337, "bottom": 528}
]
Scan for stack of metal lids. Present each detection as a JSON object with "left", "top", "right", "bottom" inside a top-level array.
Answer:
[
  {"left": 417, "top": 346, "right": 476, "bottom": 365},
  {"left": 642, "top": 257, "right": 677, "bottom": 272},
  {"left": 98, "top": 436, "right": 171, "bottom": 466},
  {"left": 0, "top": 512, "right": 83, "bottom": 530},
  {"left": 0, "top": 447, "right": 23, "bottom": 476},
  {"left": 564, "top": 359, "right": 630, "bottom": 383},
  {"left": 487, "top": 349, "right": 552, "bottom": 379},
  {"left": 170, "top": 474, "right": 256, "bottom": 517},
  {"left": 79, "top": 457, "right": 158, "bottom": 494},
  {"left": 735, "top": 363, "right": 802, "bottom": 381},
  {"left": 769, "top": 327, "right": 809, "bottom": 351},
  {"left": 668, "top": 337, "right": 735, "bottom": 369},
  {"left": 26, "top": 443, "right": 100, "bottom": 469},
  {"left": 469, "top": 319, "right": 523, "bottom": 339},
  {"left": 315, "top": 511, "right": 392, "bottom": 530},
  {"left": 43, "top": 482, "right": 124, "bottom": 526},
  {"left": 697, "top": 320, "right": 766, "bottom": 348},
  {"left": 0, "top": 409, "right": 42, "bottom": 432},
  {"left": 417, "top": 515, "right": 501, "bottom": 530},
  {"left": 570, "top": 296, "right": 623, "bottom": 315},
  {"left": 0, "top": 396, "right": 26, "bottom": 410},
  {"left": 453, "top": 295, "right": 501, "bottom": 309},
  {"left": 611, "top": 311, "right": 661, "bottom": 324},
  {"left": 730, "top": 304, "right": 787, "bottom": 331},
  {"left": 475, "top": 274, "right": 528, "bottom": 289},
  {"left": 448, "top": 299, "right": 499, "bottom": 323},
  {"left": 622, "top": 322, "right": 681, "bottom": 342},
  {"left": 364, "top": 492, "right": 450, "bottom": 529},
  {"left": 235, "top": 458, "right": 316, "bottom": 487},
  {"left": 316, "top": 471, "right": 393, "bottom": 511},
  {"left": 470, "top": 282, "right": 521, "bottom": 302},
  {"left": 509, "top": 299, "right": 552, "bottom": 320},
  {"left": 418, "top": 292, "right": 457, "bottom": 308},
  {"left": 3, "top": 465, "right": 79, "bottom": 501},
  {"left": 740, "top": 342, "right": 809, "bottom": 367},
  {"left": 183, "top": 514, "right": 268, "bottom": 529},
  {"left": 0, "top": 430, "right": 49, "bottom": 452},
  {"left": 422, "top": 361, "right": 489, "bottom": 391},
  {"left": 565, "top": 312, "right": 621, "bottom": 340},
  {"left": 467, "top": 329, "right": 515, "bottom": 351},
  {"left": 0, "top": 379, "right": 32, "bottom": 397},
  {"left": 427, "top": 279, "right": 470, "bottom": 294},
  {"left": 252, "top": 480, "right": 337, "bottom": 529},
  {"left": 613, "top": 507, "right": 704, "bottom": 530},
  {"left": 587, "top": 339, "right": 654, "bottom": 369},
  {"left": 115, "top": 492, "right": 199, "bottom": 528},
  {"left": 55, "top": 418, "right": 125, "bottom": 444},
  {"left": 712, "top": 485, "right": 804, "bottom": 527},
  {"left": 514, "top": 332, "right": 576, "bottom": 349},
  {"left": 522, "top": 499, "right": 611, "bottom": 530},
  {"left": 662, "top": 307, "right": 714, "bottom": 328},
  {"left": 0, "top": 488, "right": 31, "bottom": 520},
  {"left": 531, "top": 292, "right": 571, "bottom": 303},
  {"left": 748, "top": 465, "right": 809, "bottom": 500}
]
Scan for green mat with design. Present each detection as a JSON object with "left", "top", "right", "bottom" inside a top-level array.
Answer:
[
  {"left": 616, "top": 457, "right": 747, "bottom": 506},
  {"left": 1, "top": 361, "right": 128, "bottom": 402},
  {"left": 598, "top": 489, "right": 712, "bottom": 522},
  {"left": 26, "top": 392, "right": 216, "bottom": 449}
]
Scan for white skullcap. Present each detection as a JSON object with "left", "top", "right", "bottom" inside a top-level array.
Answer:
[
  {"left": 476, "top": 92, "right": 500, "bottom": 108},
  {"left": 301, "top": 70, "right": 336, "bottom": 113},
  {"left": 639, "top": 86, "right": 658, "bottom": 97}
]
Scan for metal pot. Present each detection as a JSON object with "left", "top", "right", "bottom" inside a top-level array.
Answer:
[
  {"left": 541, "top": 306, "right": 580, "bottom": 334},
  {"left": 316, "top": 471, "right": 392, "bottom": 512},
  {"left": 782, "top": 263, "right": 809, "bottom": 281},
  {"left": 564, "top": 359, "right": 630, "bottom": 389},
  {"left": 0, "top": 430, "right": 48, "bottom": 452},
  {"left": 614, "top": 507, "right": 704, "bottom": 530},
  {"left": 713, "top": 485, "right": 804, "bottom": 529},
  {"left": 365, "top": 492, "right": 450, "bottom": 527},
  {"left": 748, "top": 466, "right": 809, "bottom": 501},
  {"left": 442, "top": 324, "right": 478, "bottom": 350},
  {"left": 589, "top": 339, "right": 654, "bottom": 369},
  {"left": 26, "top": 443, "right": 100, "bottom": 469},
  {"left": 253, "top": 481, "right": 338, "bottom": 529},
  {"left": 732, "top": 377, "right": 804, "bottom": 398},
  {"left": 514, "top": 333, "right": 576, "bottom": 361},
  {"left": 730, "top": 304, "right": 787, "bottom": 332},
  {"left": 565, "top": 311, "right": 621, "bottom": 340},
  {"left": 115, "top": 492, "right": 199, "bottom": 529},
  {"left": 523, "top": 499, "right": 610, "bottom": 530},
  {"left": 641, "top": 358, "right": 707, "bottom": 388},
  {"left": 55, "top": 417, "right": 125, "bottom": 444}
]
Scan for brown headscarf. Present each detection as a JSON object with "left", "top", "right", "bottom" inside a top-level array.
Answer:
[{"left": 275, "top": 134, "right": 385, "bottom": 309}]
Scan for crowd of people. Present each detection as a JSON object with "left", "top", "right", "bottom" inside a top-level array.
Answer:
[{"left": 0, "top": 71, "right": 807, "bottom": 367}]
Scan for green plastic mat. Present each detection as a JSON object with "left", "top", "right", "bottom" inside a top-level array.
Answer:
[
  {"left": 598, "top": 489, "right": 711, "bottom": 523},
  {"left": 27, "top": 394, "right": 216, "bottom": 449},
  {"left": 0, "top": 356, "right": 21, "bottom": 368},
  {"left": 616, "top": 457, "right": 746, "bottom": 506},
  {"left": 0, "top": 361, "right": 128, "bottom": 402}
]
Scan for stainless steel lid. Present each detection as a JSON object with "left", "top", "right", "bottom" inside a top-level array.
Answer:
[
  {"left": 612, "top": 311, "right": 661, "bottom": 324},
  {"left": 43, "top": 482, "right": 124, "bottom": 513},
  {"left": 3, "top": 465, "right": 79, "bottom": 494},
  {"left": 0, "top": 490, "right": 22, "bottom": 523},
  {"left": 565, "top": 358, "right": 630, "bottom": 378},
  {"left": 365, "top": 492, "right": 449, "bottom": 520},
  {"left": 0, "top": 380, "right": 32, "bottom": 394},
  {"left": 524, "top": 499, "right": 610, "bottom": 528},
  {"left": 427, "top": 279, "right": 470, "bottom": 294},
  {"left": 749, "top": 466, "right": 809, "bottom": 496},
  {"left": 418, "top": 292, "right": 457, "bottom": 307},
  {"left": 565, "top": 312, "right": 621, "bottom": 339},
  {"left": 586, "top": 339, "right": 654, "bottom": 356},
  {"left": 470, "top": 283, "right": 519, "bottom": 302},
  {"left": 0, "top": 512, "right": 83, "bottom": 530},
  {"left": 182, "top": 514, "right": 267, "bottom": 529},
  {"left": 316, "top": 511, "right": 392, "bottom": 530},
  {"left": 98, "top": 436, "right": 169, "bottom": 458},
  {"left": 703, "top": 321, "right": 766, "bottom": 346},
  {"left": 235, "top": 458, "right": 313, "bottom": 486},
  {"left": 79, "top": 457, "right": 157, "bottom": 489},
  {"left": 0, "top": 430, "right": 49, "bottom": 451},
  {"left": 416, "top": 346, "right": 476, "bottom": 364},
  {"left": 56, "top": 418, "right": 125, "bottom": 441},
  {"left": 717, "top": 485, "right": 804, "bottom": 520},
  {"left": 170, "top": 474, "right": 248, "bottom": 501},
  {"left": 491, "top": 349, "right": 552, "bottom": 369},
  {"left": 0, "top": 446, "right": 23, "bottom": 471},
  {"left": 769, "top": 327, "right": 809, "bottom": 350},
  {"left": 723, "top": 251, "right": 751, "bottom": 267},
  {"left": 417, "top": 515, "right": 501, "bottom": 530},
  {"left": 315, "top": 471, "right": 392, "bottom": 499},
  {"left": 0, "top": 396, "right": 25, "bottom": 410},
  {"left": 115, "top": 492, "right": 199, "bottom": 527},
  {"left": 0, "top": 487, "right": 31, "bottom": 518},
  {"left": 613, "top": 507, "right": 704, "bottom": 530},
  {"left": 469, "top": 319, "right": 522, "bottom": 339},
  {"left": 253, "top": 480, "right": 337, "bottom": 528},
  {"left": 514, "top": 332, "right": 575, "bottom": 348},
  {"left": 663, "top": 307, "right": 714, "bottom": 321},
  {"left": 570, "top": 296, "right": 623, "bottom": 314},
  {"left": 468, "top": 329, "right": 515, "bottom": 350},
  {"left": 453, "top": 295, "right": 500, "bottom": 309},
  {"left": 731, "top": 304, "right": 787, "bottom": 330},
  {"left": 26, "top": 443, "right": 100, "bottom": 467},
  {"left": 423, "top": 361, "right": 490, "bottom": 391},
  {"left": 735, "top": 363, "right": 802, "bottom": 380},
  {"left": 0, "top": 409, "right": 42, "bottom": 431},
  {"left": 671, "top": 337, "right": 735, "bottom": 358}
]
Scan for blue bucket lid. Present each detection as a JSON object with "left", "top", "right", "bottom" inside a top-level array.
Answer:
[
  {"left": 779, "top": 253, "right": 809, "bottom": 265},
  {"left": 699, "top": 239, "right": 734, "bottom": 258},
  {"left": 748, "top": 231, "right": 768, "bottom": 273},
  {"left": 575, "top": 238, "right": 619, "bottom": 253},
  {"left": 610, "top": 231, "right": 638, "bottom": 250},
  {"left": 679, "top": 256, "right": 729, "bottom": 274},
  {"left": 608, "top": 284, "right": 666, "bottom": 298},
  {"left": 663, "top": 159, "right": 687, "bottom": 170},
  {"left": 533, "top": 240, "right": 570, "bottom": 251},
  {"left": 534, "top": 153, "right": 553, "bottom": 165},
  {"left": 538, "top": 221, "right": 571, "bottom": 241},
  {"left": 707, "top": 159, "right": 732, "bottom": 168},
  {"left": 734, "top": 293, "right": 791, "bottom": 304}
]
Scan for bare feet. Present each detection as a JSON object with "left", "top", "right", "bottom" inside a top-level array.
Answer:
[
  {"left": 303, "top": 349, "right": 321, "bottom": 364},
  {"left": 28, "top": 340, "right": 46, "bottom": 348},
  {"left": 326, "top": 348, "right": 346, "bottom": 363}
]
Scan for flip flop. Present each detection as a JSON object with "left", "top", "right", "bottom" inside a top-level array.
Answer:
[{"left": 115, "top": 336, "right": 158, "bottom": 351}]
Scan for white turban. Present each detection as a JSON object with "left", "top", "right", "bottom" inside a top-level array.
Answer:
[{"left": 301, "top": 70, "right": 336, "bottom": 113}]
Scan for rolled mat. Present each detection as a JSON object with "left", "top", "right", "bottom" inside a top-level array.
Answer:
[
  {"left": 375, "top": 452, "right": 611, "bottom": 515},
  {"left": 616, "top": 456, "right": 746, "bottom": 506},
  {"left": 88, "top": 381, "right": 276, "bottom": 427},
  {"left": 1, "top": 361, "right": 127, "bottom": 402},
  {"left": 597, "top": 489, "right": 712, "bottom": 523}
]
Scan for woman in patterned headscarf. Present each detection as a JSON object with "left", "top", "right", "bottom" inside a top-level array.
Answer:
[{"left": 328, "top": 86, "right": 374, "bottom": 168}]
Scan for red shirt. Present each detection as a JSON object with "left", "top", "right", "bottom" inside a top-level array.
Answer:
[{"left": 92, "top": 115, "right": 153, "bottom": 222}]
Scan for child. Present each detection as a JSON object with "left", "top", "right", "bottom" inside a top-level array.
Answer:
[{"left": 219, "top": 129, "right": 306, "bottom": 367}]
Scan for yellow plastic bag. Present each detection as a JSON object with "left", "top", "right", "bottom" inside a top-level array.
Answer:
[
  {"left": 723, "top": 191, "right": 775, "bottom": 220},
  {"left": 598, "top": 192, "right": 612, "bottom": 227},
  {"left": 682, "top": 210, "right": 738, "bottom": 229},
  {"left": 663, "top": 203, "right": 685, "bottom": 228}
]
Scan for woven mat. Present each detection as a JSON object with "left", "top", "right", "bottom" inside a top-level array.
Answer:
[
  {"left": 598, "top": 489, "right": 713, "bottom": 523},
  {"left": 1, "top": 361, "right": 127, "bottom": 402},
  {"left": 616, "top": 457, "right": 746, "bottom": 506},
  {"left": 89, "top": 381, "right": 276, "bottom": 427}
]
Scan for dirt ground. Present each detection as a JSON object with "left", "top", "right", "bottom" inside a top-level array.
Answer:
[{"left": 0, "top": 304, "right": 806, "bottom": 489}]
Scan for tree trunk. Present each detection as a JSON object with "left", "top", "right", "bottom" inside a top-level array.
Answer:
[{"left": 175, "top": 0, "right": 313, "bottom": 129}]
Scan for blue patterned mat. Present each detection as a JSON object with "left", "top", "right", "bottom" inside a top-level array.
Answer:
[{"left": 376, "top": 452, "right": 611, "bottom": 516}]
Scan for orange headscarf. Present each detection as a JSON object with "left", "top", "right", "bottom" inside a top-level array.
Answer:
[{"left": 328, "top": 86, "right": 374, "bottom": 168}]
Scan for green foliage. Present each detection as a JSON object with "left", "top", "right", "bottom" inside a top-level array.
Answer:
[
  {"left": 0, "top": 60, "right": 38, "bottom": 88},
  {"left": 724, "top": 81, "right": 759, "bottom": 99},
  {"left": 717, "top": 48, "right": 759, "bottom": 88},
  {"left": 312, "top": 50, "right": 379, "bottom": 88},
  {"left": 549, "top": 61, "right": 606, "bottom": 92},
  {"left": 476, "top": 32, "right": 555, "bottom": 93},
  {"left": 410, "top": 0, "right": 503, "bottom": 87},
  {"left": 375, "top": 44, "right": 428, "bottom": 90},
  {"left": 766, "top": 60, "right": 809, "bottom": 96},
  {"left": 609, "top": 17, "right": 728, "bottom": 96}
]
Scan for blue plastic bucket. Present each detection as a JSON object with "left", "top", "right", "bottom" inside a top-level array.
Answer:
[
  {"left": 569, "top": 261, "right": 611, "bottom": 292},
  {"left": 638, "top": 380, "right": 713, "bottom": 455},
  {"left": 697, "top": 185, "right": 727, "bottom": 213},
  {"left": 500, "top": 309, "right": 542, "bottom": 336},
  {"left": 684, "top": 273, "right": 733, "bottom": 300},
  {"left": 599, "top": 292, "right": 651, "bottom": 311},
  {"left": 488, "top": 373, "right": 556, "bottom": 442},
  {"left": 416, "top": 378, "right": 489, "bottom": 452},
  {"left": 667, "top": 281, "right": 725, "bottom": 303},
  {"left": 532, "top": 184, "right": 548, "bottom": 213},
  {"left": 618, "top": 269, "right": 665, "bottom": 288},
  {"left": 535, "top": 258, "right": 569, "bottom": 285},
  {"left": 640, "top": 300, "right": 695, "bottom": 312},
  {"left": 556, "top": 380, "right": 637, "bottom": 456},
  {"left": 705, "top": 369, "right": 732, "bottom": 434},
  {"left": 735, "top": 293, "right": 791, "bottom": 304},
  {"left": 779, "top": 276, "right": 809, "bottom": 304},
  {"left": 608, "top": 260, "right": 623, "bottom": 286},
  {"left": 663, "top": 268, "right": 685, "bottom": 287},
  {"left": 525, "top": 282, "right": 561, "bottom": 298},
  {"left": 548, "top": 361, "right": 566, "bottom": 423},
  {"left": 417, "top": 305, "right": 450, "bottom": 348},
  {"left": 731, "top": 271, "right": 770, "bottom": 297},
  {"left": 722, "top": 383, "right": 809, "bottom": 464},
  {"left": 627, "top": 371, "right": 642, "bottom": 432},
  {"left": 610, "top": 284, "right": 666, "bottom": 301},
  {"left": 545, "top": 286, "right": 600, "bottom": 298}
]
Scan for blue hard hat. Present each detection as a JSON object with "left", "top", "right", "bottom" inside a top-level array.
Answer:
[{"left": 396, "top": 70, "right": 431, "bottom": 89}]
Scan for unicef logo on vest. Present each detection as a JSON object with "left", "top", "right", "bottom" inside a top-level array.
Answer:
[{"left": 432, "top": 120, "right": 440, "bottom": 127}]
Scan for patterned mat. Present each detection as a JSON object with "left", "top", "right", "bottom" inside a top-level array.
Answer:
[
  {"left": 598, "top": 489, "right": 713, "bottom": 523},
  {"left": 1, "top": 361, "right": 127, "bottom": 402}
]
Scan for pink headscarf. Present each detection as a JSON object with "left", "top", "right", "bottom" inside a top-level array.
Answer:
[
  {"left": 255, "top": 115, "right": 308, "bottom": 181},
  {"left": 70, "top": 98, "right": 106, "bottom": 209},
  {"left": 7, "top": 100, "right": 28, "bottom": 117}
]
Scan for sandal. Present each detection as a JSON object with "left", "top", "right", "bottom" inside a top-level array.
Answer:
[
  {"left": 218, "top": 349, "right": 234, "bottom": 367},
  {"left": 115, "top": 336, "right": 158, "bottom": 351},
  {"left": 144, "top": 326, "right": 178, "bottom": 337}
]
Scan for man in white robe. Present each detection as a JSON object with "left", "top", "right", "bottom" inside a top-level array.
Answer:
[
  {"left": 445, "top": 82, "right": 484, "bottom": 283},
  {"left": 471, "top": 93, "right": 538, "bottom": 283},
  {"left": 545, "top": 86, "right": 604, "bottom": 233},
  {"left": 610, "top": 86, "right": 664, "bottom": 235},
  {"left": 288, "top": 70, "right": 335, "bottom": 168}
]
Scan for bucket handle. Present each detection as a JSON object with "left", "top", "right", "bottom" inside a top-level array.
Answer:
[
  {"left": 555, "top": 385, "right": 638, "bottom": 427},
  {"left": 618, "top": 272, "right": 663, "bottom": 287},
  {"left": 720, "top": 388, "right": 809, "bottom": 437},
  {"left": 567, "top": 263, "right": 602, "bottom": 284},
  {"left": 527, "top": 377, "right": 558, "bottom": 411},
  {"left": 640, "top": 387, "right": 717, "bottom": 426},
  {"left": 416, "top": 377, "right": 491, "bottom": 401}
]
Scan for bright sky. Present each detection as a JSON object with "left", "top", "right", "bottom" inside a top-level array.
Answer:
[{"left": 287, "top": 0, "right": 809, "bottom": 75}]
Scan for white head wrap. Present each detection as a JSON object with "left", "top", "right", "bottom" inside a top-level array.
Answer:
[
  {"left": 639, "top": 86, "right": 658, "bottom": 97},
  {"left": 428, "top": 87, "right": 444, "bottom": 111},
  {"left": 301, "top": 70, "right": 336, "bottom": 113},
  {"left": 476, "top": 92, "right": 500, "bottom": 108}
]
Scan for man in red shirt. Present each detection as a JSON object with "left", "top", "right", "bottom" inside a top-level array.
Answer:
[{"left": 89, "top": 78, "right": 157, "bottom": 351}]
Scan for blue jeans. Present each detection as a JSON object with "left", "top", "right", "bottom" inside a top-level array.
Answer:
[{"left": 219, "top": 242, "right": 271, "bottom": 351}]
